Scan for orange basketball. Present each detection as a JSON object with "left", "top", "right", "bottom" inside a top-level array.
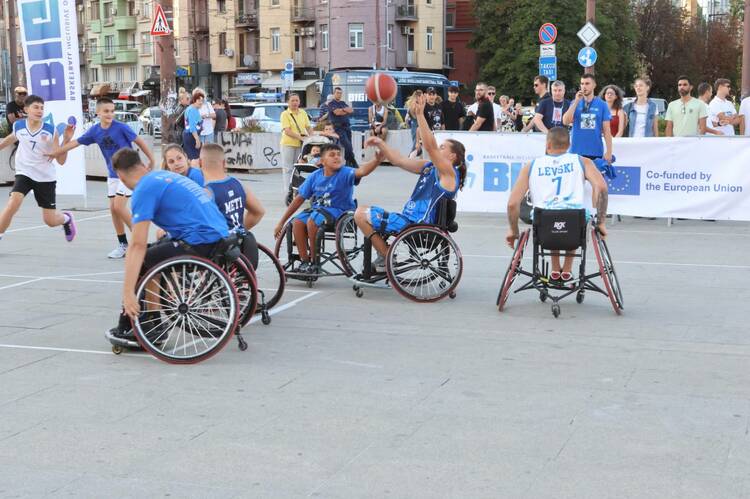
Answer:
[{"left": 365, "top": 73, "right": 398, "bottom": 105}]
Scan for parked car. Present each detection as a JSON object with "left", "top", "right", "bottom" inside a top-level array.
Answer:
[
  {"left": 139, "top": 106, "right": 162, "bottom": 135},
  {"left": 113, "top": 99, "right": 143, "bottom": 114},
  {"left": 229, "top": 102, "right": 288, "bottom": 132}
]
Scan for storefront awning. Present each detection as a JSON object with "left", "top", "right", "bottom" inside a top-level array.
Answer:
[
  {"left": 132, "top": 90, "right": 151, "bottom": 97},
  {"left": 261, "top": 75, "right": 284, "bottom": 88},
  {"left": 229, "top": 85, "right": 260, "bottom": 96},
  {"left": 290, "top": 79, "right": 319, "bottom": 91},
  {"left": 89, "top": 83, "right": 112, "bottom": 97}
]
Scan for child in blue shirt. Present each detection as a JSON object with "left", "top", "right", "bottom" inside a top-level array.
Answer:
[
  {"left": 49, "top": 97, "right": 155, "bottom": 259},
  {"left": 274, "top": 143, "right": 382, "bottom": 274}
]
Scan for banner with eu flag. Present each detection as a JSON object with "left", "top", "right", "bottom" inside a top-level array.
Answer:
[
  {"left": 435, "top": 132, "right": 750, "bottom": 221},
  {"left": 17, "top": 0, "right": 85, "bottom": 196}
]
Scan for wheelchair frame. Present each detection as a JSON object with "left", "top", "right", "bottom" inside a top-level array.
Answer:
[{"left": 497, "top": 211, "right": 624, "bottom": 318}]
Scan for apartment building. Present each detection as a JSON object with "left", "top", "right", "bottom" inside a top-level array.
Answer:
[{"left": 445, "top": 0, "right": 478, "bottom": 90}]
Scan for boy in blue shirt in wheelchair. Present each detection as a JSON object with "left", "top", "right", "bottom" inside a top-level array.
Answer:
[{"left": 274, "top": 143, "right": 383, "bottom": 274}]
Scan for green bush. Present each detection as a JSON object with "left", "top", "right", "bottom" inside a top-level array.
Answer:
[{"left": 0, "top": 120, "right": 10, "bottom": 139}]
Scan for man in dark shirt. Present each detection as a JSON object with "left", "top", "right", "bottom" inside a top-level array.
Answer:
[
  {"left": 441, "top": 85, "right": 466, "bottom": 130},
  {"left": 469, "top": 82, "right": 495, "bottom": 132},
  {"left": 6, "top": 87, "right": 28, "bottom": 127},
  {"left": 423, "top": 87, "right": 444, "bottom": 130},
  {"left": 533, "top": 80, "right": 571, "bottom": 132},
  {"left": 325, "top": 87, "right": 357, "bottom": 167}
]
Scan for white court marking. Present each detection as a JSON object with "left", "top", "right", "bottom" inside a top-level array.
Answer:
[
  {"left": 6, "top": 213, "right": 111, "bottom": 233},
  {"left": 462, "top": 254, "right": 750, "bottom": 270}
]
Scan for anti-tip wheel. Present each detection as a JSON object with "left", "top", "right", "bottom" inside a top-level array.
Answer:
[
  {"left": 576, "top": 291, "right": 585, "bottom": 304},
  {"left": 539, "top": 292, "right": 547, "bottom": 303},
  {"left": 112, "top": 345, "right": 123, "bottom": 355},
  {"left": 449, "top": 291, "right": 457, "bottom": 299},
  {"left": 355, "top": 289, "right": 364, "bottom": 298},
  {"left": 261, "top": 311, "right": 272, "bottom": 325},
  {"left": 307, "top": 279, "right": 314, "bottom": 288},
  {"left": 237, "top": 336, "right": 248, "bottom": 352},
  {"left": 552, "top": 304, "right": 561, "bottom": 318}
]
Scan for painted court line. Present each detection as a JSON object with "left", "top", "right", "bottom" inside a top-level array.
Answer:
[
  {"left": 6, "top": 213, "right": 111, "bottom": 233},
  {"left": 0, "top": 291, "right": 321, "bottom": 357},
  {"left": 462, "top": 254, "right": 750, "bottom": 270}
]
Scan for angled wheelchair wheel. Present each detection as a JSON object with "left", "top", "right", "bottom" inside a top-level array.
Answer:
[
  {"left": 592, "top": 228, "right": 624, "bottom": 315},
  {"left": 226, "top": 255, "right": 259, "bottom": 328},
  {"left": 132, "top": 256, "right": 239, "bottom": 364},
  {"left": 386, "top": 226, "right": 463, "bottom": 302},
  {"left": 335, "top": 212, "right": 365, "bottom": 277},
  {"left": 255, "top": 243, "right": 285, "bottom": 311},
  {"left": 273, "top": 222, "right": 296, "bottom": 271},
  {"left": 497, "top": 229, "right": 530, "bottom": 311}
]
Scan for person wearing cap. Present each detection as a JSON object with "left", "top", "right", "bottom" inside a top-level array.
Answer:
[
  {"left": 6, "top": 87, "right": 28, "bottom": 127},
  {"left": 423, "top": 87, "right": 444, "bottom": 131},
  {"left": 442, "top": 85, "right": 466, "bottom": 131}
]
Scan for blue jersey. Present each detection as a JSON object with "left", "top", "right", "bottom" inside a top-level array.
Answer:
[
  {"left": 402, "top": 162, "right": 459, "bottom": 224},
  {"left": 206, "top": 176, "right": 246, "bottom": 231},
  {"left": 131, "top": 170, "right": 228, "bottom": 245},
  {"left": 298, "top": 166, "right": 357, "bottom": 211},
  {"left": 77, "top": 120, "right": 137, "bottom": 178},
  {"left": 185, "top": 106, "right": 203, "bottom": 134},
  {"left": 569, "top": 97, "right": 611, "bottom": 158},
  {"left": 187, "top": 167, "right": 205, "bottom": 186}
]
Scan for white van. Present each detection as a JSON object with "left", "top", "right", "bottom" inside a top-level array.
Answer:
[{"left": 113, "top": 99, "right": 143, "bottom": 114}]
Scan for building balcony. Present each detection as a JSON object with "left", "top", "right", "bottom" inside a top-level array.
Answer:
[
  {"left": 291, "top": 5, "right": 315, "bottom": 22},
  {"left": 90, "top": 20, "right": 102, "bottom": 33},
  {"left": 114, "top": 16, "right": 137, "bottom": 31},
  {"left": 91, "top": 49, "right": 139, "bottom": 65},
  {"left": 237, "top": 53, "right": 259, "bottom": 70},
  {"left": 395, "top": 4, "right": 418, "bottom": 21},
  {"left": 236, "top": 12, "right": 259, "bottom": 28}
]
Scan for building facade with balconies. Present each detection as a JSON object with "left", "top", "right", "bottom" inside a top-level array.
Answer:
[{"left": 445, "top": 0, "right": 477, "bottom": 91}]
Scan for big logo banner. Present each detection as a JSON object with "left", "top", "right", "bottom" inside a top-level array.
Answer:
[
  {"left": 17, "top": 0, "right": 86, "bottom": 196},
  {"left": 435, "top": 132, "right": 750, "bottom": 221}
]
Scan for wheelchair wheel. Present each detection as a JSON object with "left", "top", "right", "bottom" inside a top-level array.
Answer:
[
  {"left": 386, "top": 226, "right": 463, "bottom": 302},
  {"left": 592, "top": 228, "right": 624, "bottom": 315},
  {"left": 335, "top": 212, "right": 365, "bottom": 277},
  {"left": 227, "top": 255, "right": 259, "bottom": 327},
  {"left": 497, "top": 229, "right": 530, "bottom": 311},
  {"left": 255, "top": 243, "right": 285, "bottom": 311},
  {"left": 132, "top": 256, "right": 239, "bottom": 364}
]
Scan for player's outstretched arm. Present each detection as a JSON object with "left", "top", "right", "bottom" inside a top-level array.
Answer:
[
  {"left": 46, "top": 138, "right": 80, "bottom": 161},
  {"left": 354, "top": 149, "right": 384, "bottom": 179},
  {"left": 274, "top": 195, "right": 305, "bottom": 239},
  {"left": 122, "top": 221, "right": 150, "bottom": 318},
  {"left": 505, "top": 162, "right": 530, "bottom": 248},
  {"left": 414, "top": 95, "right": 455, "bottom": 189},
  {"left": 243, "top": 185, "right": 265, "bottom": 230},
  {"left": 134, "top": 136, "right": 156, "bottom": 169},
  {"left": 0, "top": 132, "right": 18, "bottom": 151},
  {"left": 364, "top": 136, "right": 425, "bottom": 174}
]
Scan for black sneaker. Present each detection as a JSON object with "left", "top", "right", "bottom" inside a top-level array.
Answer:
[
  {"left": 297, "top": 261, "right": 311, "bottom": 274},
  {"left": 109, "top": 325, "right": 136, "bottom": 341}
]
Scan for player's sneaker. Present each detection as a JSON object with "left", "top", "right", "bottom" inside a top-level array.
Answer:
[
  {"left": 62, "top": 211, "right": 76, "bottom": 242},
  {"left": 373, "top": 255, "right": 386, "bottom": 273},
  {"left": 108, "top": 243, "right": 128, "bottom": 259}
]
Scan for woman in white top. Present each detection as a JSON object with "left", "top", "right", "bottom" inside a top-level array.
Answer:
[
  {"left": 623, "top": 78, "right": 659, "bottom": 138},
  {"left": 192, "top": 87, "right": 216, "bottom": 144}
]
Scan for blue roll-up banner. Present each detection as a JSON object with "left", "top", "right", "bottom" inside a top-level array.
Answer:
[{"left": 17, "top": 0, "right": 86, "bottom": 197}]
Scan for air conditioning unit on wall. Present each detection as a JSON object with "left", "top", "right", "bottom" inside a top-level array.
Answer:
[{"left": 224, "top": 48, "right": 235, "bottom": 57}]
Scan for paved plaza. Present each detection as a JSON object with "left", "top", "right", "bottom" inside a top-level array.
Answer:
[{"left": 1, "top": 167, "right": 749, "bottom": 498}]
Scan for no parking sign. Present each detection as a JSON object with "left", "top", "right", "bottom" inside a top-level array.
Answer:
[{"left": 538, "top": 23, "right": 557, "bottom": 45}]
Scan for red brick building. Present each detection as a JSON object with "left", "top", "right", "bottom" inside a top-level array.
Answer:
[{"left": 445, "top": 0, "right": 479, "bottom": 94}]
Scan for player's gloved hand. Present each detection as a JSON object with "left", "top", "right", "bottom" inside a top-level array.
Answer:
[
  {"left": 505, "top": 229, "right": 519, "bottom": 249},
  {"left": 123, "top": 291, "right": 140, "bottom": 319}
]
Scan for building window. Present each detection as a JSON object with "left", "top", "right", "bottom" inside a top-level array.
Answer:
[
  {"left": 142, "top": 0, "right": 151, "bottom": 18},
  {"left": 90, "top": 1, "right": 100, "bottom": 20},
  {"left": 219, "top": 32, "right": 227, "bottom": 54},
  {"left": 426, "top": 26, "right": 434, "bottom": 51},
  {"left": 90, "top": 38, "right": 98, "bottom": 54},
  {"left": 103, "top": 68, "right": 111, "bottom": 81},
  {"left": 446, "top": 12, "right": 455, "bottom": 28},
  {"left": 217, "top": 0, "right": 226, "bottom": 13},
  {"left": 104, "top": 35, "right": 115, "bottom": 57},
  {"left": 271, "top": 28, "right": 281, "bottom": 52},
  {"left": 445, "top": 48, "right": 454, "bottom": 68},
  {"left": 320, "top": 24, "right": 328, "bottom": 51},
  {"left": 116, "top": 67, "right": 124, "bottom": 81},
  {"left": 129, "top": 33, "right": 136, "bottom": 49},
  {"left": 349, "top": 23, "right": 364, "bottom": 49},
  {"left": 91, "top": 67, "right": 99, "bottom": 82},
  {"left": 271, "top": 0, "right": 279, "bottom": 5},
  {"left": 387, "top": 24, "right": 393, "bottom": 49},
  {"left": 143, "top": 65, "right": 152, "bottom": 79},
  {"left": 130, "top": 66, "right": 137, "bottom": 81},
  {"left": 426, "top": 0, "right": 432, "bottom": 4},
  {"left": 141, "top": 33, "right": 152, "bottom": 54}
]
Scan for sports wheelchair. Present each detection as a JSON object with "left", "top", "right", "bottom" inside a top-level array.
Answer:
[
  {"left": 497, "top": 208, "right": 624, "bottom": 318},
  {"left": 274, "top": 209, "right": 362, "bottom": 286},
  {"left": 285, "top": 136, "right": 330, "bottom": 206},
  {"left": 348, "top": 198, "right": 463, "bottom": 302},
  {"left": 105, "top": 235, "right": 261, "bottom": 363}
]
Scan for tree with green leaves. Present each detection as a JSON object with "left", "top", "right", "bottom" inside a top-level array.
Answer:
[{"left": 470, "top": 0, "right": 638, "bottom": 104}]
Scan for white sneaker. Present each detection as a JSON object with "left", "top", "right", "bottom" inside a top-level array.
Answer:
[
  {"left": 108, "top": 243, "right": 127, "bottom": 259},
  {"left": 373, "top": 255, "right": 386, "bottom": 273}
]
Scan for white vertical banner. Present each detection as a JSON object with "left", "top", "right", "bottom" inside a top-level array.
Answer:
[{"left": 17, "top": 0, "right": 86, "bottom": 197}]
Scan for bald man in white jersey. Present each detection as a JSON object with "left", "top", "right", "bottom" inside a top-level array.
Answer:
[{"left": 506, "top": 127, "right": 609, "bottom": 283}]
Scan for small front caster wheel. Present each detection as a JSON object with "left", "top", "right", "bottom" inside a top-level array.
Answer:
[
  {"left": 551, "top": 304, "right": 561, "bottom": 318},
  {"left": 449, "top": 291, "right": 457, "bottom": 299},
  {"left": 539, "top": 292, "right": 547, "bottom": 303},
  {"left": 576, "top": 291, "right": 585, "bottom": 304},
  {"left": 355, "top": 289, "right": 364, "bottom": 298},
  {"left": 112, "top": 345, "right": 123, "bottom": 355},
  {"left": 237, "top": 335, "right": 248, "bottom": 351},
  {"left": 261, "top": 311, "right": 272, "bottom": 325}
]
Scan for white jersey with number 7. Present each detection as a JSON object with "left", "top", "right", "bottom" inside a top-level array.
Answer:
[{"left": 528, "top": 152, "right": 586, "bottom": 211}]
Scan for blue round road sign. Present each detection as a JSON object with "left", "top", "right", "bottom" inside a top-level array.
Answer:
[
  {"left": 539, "top": 23, "right": 557, "bottom": 45},
  {"left": 578, "top": 46, "right": 598, "bottom": 67}
]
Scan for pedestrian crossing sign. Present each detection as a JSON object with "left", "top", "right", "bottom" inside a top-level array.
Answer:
[{"left": 151, "top": 4, "right": 171, "bottom": 36}]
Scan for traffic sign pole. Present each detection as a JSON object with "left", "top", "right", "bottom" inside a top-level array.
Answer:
[{"left": 586, "top": 0, "right": 596, "bottom": 73}]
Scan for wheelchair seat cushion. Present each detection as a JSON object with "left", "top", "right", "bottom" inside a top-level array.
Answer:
[{"left": 533, "top": 208, "right": 587, "bottom": 251}]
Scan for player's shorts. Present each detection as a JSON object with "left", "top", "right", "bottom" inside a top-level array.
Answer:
[
  {"left": 107, "top": 178, "right": 133, "bottom": 198},
  {"left": 293, "top": 207, "right": 343, "bottom": 228},
  {"left": 368, "top": 206, "right": 411, "bottom": 234},
  {"left": 11, "top": 174, "right": 56, "bottom": 209}
]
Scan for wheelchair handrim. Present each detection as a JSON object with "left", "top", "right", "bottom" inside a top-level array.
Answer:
[
  {"left": 498, "top": 229, "right": 529, "bottom": 311},
  {"left": 229, "top": 255, "right": 259, "bottom": 327},
  {"left": 255, "top": 243, "right": 285, "bottom": 311},
  {"left": 133, "top": 256, "right": 239, "bottom": 364},
  {"left": 591, "top": 229, "right": 623, "bottom": 315},
  {"left": 335, "top": 212, "right": 364, "bottom": 278}
]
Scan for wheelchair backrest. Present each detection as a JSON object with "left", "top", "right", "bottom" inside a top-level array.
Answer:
[
  {"left": 533, "top": 208, "right": 587, "bottom": 251},
  {"left": 210, "top": 233, "right": 242, "bottom": 263},
  {"left": 435, "top": 198, "right": 459, "bottom": 233}
]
